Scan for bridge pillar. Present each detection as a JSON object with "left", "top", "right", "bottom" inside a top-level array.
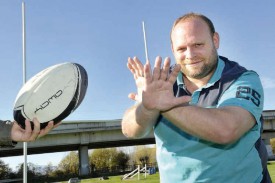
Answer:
[{"left": 78, "top": 145, "right": 90, "bottom": 177}]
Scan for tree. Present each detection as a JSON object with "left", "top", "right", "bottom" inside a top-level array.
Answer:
[
  {"left": 270, "top": 138, "right": 275, "bottom": 154},
  {"left": 58, "top": 151, "right": 79, "bottom": 175},
  {"left": 50, "top": 169, "right": 66, "bottom": 179},
  {"left": 0, "top": 159, "right": 12, "bottom": 179},
  {"left": 90, "top": 148, "right": 116, "bottom": 171},
  {"left": 16, "top": 162, "right": 37, "bottom": 179},
  {"left": 116, "top": 151, "right": 130, "bottom": 171},
  {"left": 133, "top": 145, "right": 156, "bottom": 167},
  {"left": 44, "top": 162, "right": 55, "bottom": 178},
  {"left": 89, "top": 148, "right": 130, "bottom": 173}
]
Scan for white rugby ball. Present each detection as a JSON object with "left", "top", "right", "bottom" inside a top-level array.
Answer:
[{"left": 13, "top": 62, "right": 88, "bottom": 129}]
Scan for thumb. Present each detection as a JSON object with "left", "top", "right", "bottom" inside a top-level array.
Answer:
[
  {"left": 173, "top": 96, "right": 192, "bottom": 107},
  {"left": 128, "top": 93, "right": 137, "bottom": 101}
]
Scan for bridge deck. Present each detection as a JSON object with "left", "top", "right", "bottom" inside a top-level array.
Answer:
[{"left": 0, "top": 119, "right": 155, "bottom": 157}]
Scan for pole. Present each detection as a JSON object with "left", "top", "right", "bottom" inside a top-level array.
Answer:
[
  {"left": 144, "top": 164, "right": 147, "bottom": 178},
  {"left": 142, "top": 21, "right": 149, "bottom": 64},
  {"left": 22, "top": 2, "right": 28, "bottom": 183},
  {"left": 138, "top": 165, "right": 140, "bottom": 180}
]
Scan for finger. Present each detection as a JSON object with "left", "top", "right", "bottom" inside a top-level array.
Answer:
[
  {"left": 127, "top": 62, "right": 137, "bottom": 80},
  {"left": 144, "top": 62, "right": 152, "bottom": 85},
  {"left": 39, "top": 121, "right": 54, "bottom": 137},
  {"left": 152, "top": 56, "right": 162, "bottom": 81},
  {"left": 31, "top": 118, "right": 41, "bottom": 140},
  {"left": 127, "top": 58, "right": 138, "bottom": 79},
  {"left": 127, "top": 60, "right": 135, "bottom": 73},
  {"left": 128, "top": 93, "right": 137, "bottom": 101},
  {"left": 23, "top": 119, "right": 33, "bottom": 140},
  {"left": 53, "top": 121, "right": 62, "bottom": 128},
  {"left": 24, "top": 119, "right": 31, "bottom": 132},
  {"left": 133, "top": 57, "right": 144, "bottom": 77},
  {"left": 22, "top": 119, "right": 36, "bottom": 141},
  {"left": 167, "top": 64, "right": 181, "bottom": 84},
  {"left": 128, "top": 57, "right": 139, "bottom": 73},
  {"left": 172, "top": 96, "right": 192, "bottom": 107},
  {"left": 128, "top": 57, "right": 144, "bottom": 79},
  {"left": 160, "top": 57, "right": 171, "bottom": 80}
]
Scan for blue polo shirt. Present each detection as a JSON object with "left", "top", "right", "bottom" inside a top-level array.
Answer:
[{"left": 154, "top": 58, "right": 264, "bottom": 183}]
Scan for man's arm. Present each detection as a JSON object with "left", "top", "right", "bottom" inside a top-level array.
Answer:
[
  {"left": 163, "top": 70, "right": 263, "bottom": 145},
  {"left": 122, "top": 57, "right": 158, "bottom": 138},
  {"left": 162, "top": 105, "right": 256, "bottom": 144},
  {"left": 122, "top": 103, "right": 159, "bottom": 138}
]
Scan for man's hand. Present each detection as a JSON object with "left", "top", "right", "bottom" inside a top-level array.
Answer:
[
  {"left": 142, "top": 56, "right": 191, "bottom": 112},
  {"left": 122, "top": 56, "right": 191, "bottom": 139},
  {"left": 11, "top": 118, "right": 61, "bottom": 142}
]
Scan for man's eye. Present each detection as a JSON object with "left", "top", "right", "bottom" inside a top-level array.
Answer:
[
  {"left": 195, "top": 44, "right": 202, "bottom": 47},
  {"left": 177, "top": 48, "right": 186, "bottom": 52}
]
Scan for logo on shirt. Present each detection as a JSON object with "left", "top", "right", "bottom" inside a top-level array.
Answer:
[{"left": 236, "top": 86, "right": 261, "bottom": 107}]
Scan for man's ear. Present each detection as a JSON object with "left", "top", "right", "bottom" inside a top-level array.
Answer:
[
  {"left": 171, "top": 43, "right": 175, "bottom": 54},
  {"left": 213, "top": 32, "right": 220, "bottom": 49}
]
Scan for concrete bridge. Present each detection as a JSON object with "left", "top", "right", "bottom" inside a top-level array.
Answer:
[
  {"left": 0, "top": 119, "right": 155, "bottom": 176},
  {"left": 1, "top": 110, "right": 275, "bottom": 177},
  {"left": 262, "top": 110, "right": 275, "bottom": 144}
]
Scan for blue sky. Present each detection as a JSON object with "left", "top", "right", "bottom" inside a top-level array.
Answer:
[{"left": 1, "top": 0, "right": 275, "bottom": 171}]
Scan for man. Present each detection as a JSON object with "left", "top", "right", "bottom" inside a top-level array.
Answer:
[
  {"left": 122, "top": 13, "right": 271, "bottom": 182},
  {"left": 0, "top": 118, "right": 59, "bottom": 147}
]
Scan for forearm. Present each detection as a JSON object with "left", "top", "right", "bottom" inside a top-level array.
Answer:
[
  {"left": 162, "top": 105, "right": 255, "bottom": 144},
  {"left": 122, "top": 103, "right": 159, "bottom": 138}
]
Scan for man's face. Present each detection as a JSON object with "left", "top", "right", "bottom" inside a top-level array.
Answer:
[{"left": 171, "top": 18, "right": 219, "bottom": 80}]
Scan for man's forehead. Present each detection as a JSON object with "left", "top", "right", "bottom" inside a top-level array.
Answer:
[
  {"left": 172, "top": 18, "right": 211, "bottom": 40},
  {"left": 174, "top": 18, "right": 209, "bottom": 32}
]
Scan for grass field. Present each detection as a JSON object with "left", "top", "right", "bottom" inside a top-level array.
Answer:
[
  {"left": 60, "top": 162, "right": 275, "bottom": 183},
  {"left": 62, "top": 173, "right": 160, "bottom": 183},
  {"left": 268, "top": 161, "right": 275, "bottom": 182}
]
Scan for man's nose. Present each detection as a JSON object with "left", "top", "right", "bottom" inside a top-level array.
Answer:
[{"left": 185, "top": 47, "right": 196, "bottom": 60}]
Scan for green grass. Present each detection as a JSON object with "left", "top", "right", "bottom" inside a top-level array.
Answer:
[
  {"left": 268, "top": 161, "right": 275, "bottom": 182},
  {"left": 59, "top": 163, "right": 275, "bottom": 183},
  {"left": 61, "top": 172, "right": 160, "bottom": 183},
  {"left": 82, "top": 173, "right": 160, "bottom": 183}
]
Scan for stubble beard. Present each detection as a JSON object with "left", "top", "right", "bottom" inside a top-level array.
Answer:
[{"left": 180, "top": 49, "right": 218, "bottom": 80}]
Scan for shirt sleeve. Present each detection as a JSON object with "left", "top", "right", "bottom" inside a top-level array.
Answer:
[
  {"left": 217, "top": 71, "right": 264, "bottom": 125},
  {"left": 0, "top": 120, "right": 17, "bottom": 148}
]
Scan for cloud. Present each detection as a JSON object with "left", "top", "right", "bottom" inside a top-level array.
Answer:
[{"left": 260, "top": 76, "right": 275, "bottom": 89}]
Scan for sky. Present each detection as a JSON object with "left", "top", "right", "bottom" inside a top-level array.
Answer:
[{"left": 1, "top": 0, "right": 275, "bottom": 171}]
